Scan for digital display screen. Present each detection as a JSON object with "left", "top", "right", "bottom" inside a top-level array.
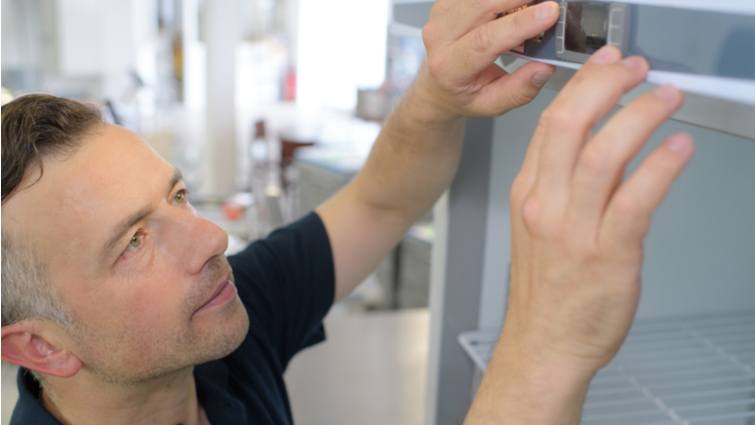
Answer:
[{"left": 565, "top": 2, "right": 610, "bottom": 54}]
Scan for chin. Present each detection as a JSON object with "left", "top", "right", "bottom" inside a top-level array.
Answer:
[{"left": 196, "top": 297, "right": 250, "bottom": 362}]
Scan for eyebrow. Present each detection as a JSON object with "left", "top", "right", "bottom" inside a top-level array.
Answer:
[{"left": 100, "top": 168, "right": 184, "bottom": 262}]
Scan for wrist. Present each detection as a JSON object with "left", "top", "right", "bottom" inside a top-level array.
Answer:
[
  {"left": 403, "top": 62, "right": 465, "bottom": 125},
  {"left": 467, "top": 335, "right": 597, "bottom": 424},
  {"left": 492, "top": 338, "right": 597, "bottom": 392}
]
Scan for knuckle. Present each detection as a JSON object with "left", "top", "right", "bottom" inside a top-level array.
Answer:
[
  {"left": 471, "top": 26, "right": 492, "bottom": 54},
  {"left": 579, "top": 146, "right": 612, "bottom": 176},
  {"left": 637, "top": 93, "right": 672, "bottom": 117},
  {"left": 421, "top": 24, "right": 436, "bottom": 48},
  {"left": 611, "top": 194, "right": 642, "bottom": 221},
  {"left": 605, "top": 64, "right": 642, "bottom": 93},
  {"left": 510, "top": 176, "right": 530, "bottom": 207},
  {"left": 540, "top": 108, "right": 573, "bottom": 132},
  {"left": 508, "top": 85, "right": 539, "bottom": 107},
  {"left": 521, "top": 194, "right": 559, "bottom": 238},
  {"left": 510, "top": 9, "right": 527, "bottom": 31},
  {"left": 521, "top": 195, "right": 542, "bottom": 234},
  {"left": 629, "top": 103, "right": 659, "bottom": 123}
]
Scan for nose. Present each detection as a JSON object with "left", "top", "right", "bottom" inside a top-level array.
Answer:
[{"left": 164, "top": 207, "right": 229, "bottom": 275}]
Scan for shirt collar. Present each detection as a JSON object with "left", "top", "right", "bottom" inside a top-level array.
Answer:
[{"left": 11, "top": 364, "right": 248, "bottom": 425}]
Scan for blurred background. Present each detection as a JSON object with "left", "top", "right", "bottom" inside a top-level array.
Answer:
[{"left": 1, "top": 0, "right": 431, "bottom": 424}]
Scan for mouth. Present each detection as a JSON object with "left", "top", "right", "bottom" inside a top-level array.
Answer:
[{"left": 193, "top": 273, "right": 237, "bottom": 316}]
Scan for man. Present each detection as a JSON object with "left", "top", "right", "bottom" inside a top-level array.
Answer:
[{"left": 1, "top": 1, "right": 694, "bottom": 424}]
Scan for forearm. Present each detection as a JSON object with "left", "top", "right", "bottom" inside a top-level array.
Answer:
[
  {"left": 347, "top": 63, "right": 465, "bottom": 226},
  {"left": 317, "top": 64, "right": 465, "bottom": 300},
  {"left": 317, "top": 1, "right": 560, "bottom": 300}
]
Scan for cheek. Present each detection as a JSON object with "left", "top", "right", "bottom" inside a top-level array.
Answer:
[
  {"left": 75, "top": 271, "right": 190, "bottom": 347},
  {"left": 121, "top": 272, "right": 190, "bottom": 331},
  {"left": 74, "top": 274, "right": 193, "bottom": 373}
]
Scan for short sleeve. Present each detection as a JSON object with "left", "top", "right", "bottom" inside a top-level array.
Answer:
[{"left": 227, "top": 212, "right": 335, "bottom": 368}]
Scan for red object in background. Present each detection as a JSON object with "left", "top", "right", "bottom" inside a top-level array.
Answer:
[
  {"left": 222, "top": 201, "right": 244, "bottom": 221},
  {"left": 283, "top": 65, "right": 297, "bottom": 102}
]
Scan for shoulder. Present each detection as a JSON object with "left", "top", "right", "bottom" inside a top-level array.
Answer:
[{"left": 227, "top": 212, "right": 333, "bottom": 292}]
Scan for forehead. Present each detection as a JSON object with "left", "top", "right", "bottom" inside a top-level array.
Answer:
[{"left": 2, "top": 124, "right": 173, "bottom": 272}]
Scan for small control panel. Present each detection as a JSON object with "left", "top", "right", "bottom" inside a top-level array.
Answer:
[
  {"left": 498, "top": 1, "right": 755, "bottom": 106},
  {"left": 555, "top": 1, "right": 629, "bottom": 63}
]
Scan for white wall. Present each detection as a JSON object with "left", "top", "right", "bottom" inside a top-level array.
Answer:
[
  {"left": 296, "top": 0, "right": 389, "bottom": 111},
  {"left": 57, "top": 0, "right": 104, "bottom": 76},
  {"left": 1, "top": 0, "right": 58, "bottom": 72},
  {"left": 53, "top": 0, "right": 158, "bottom": 100}
]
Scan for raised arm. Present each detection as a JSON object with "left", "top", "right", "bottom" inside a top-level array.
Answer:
[{"left": 317, "top": 1, "right": 561, "bottom": 301}]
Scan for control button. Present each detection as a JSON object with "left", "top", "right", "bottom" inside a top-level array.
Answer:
[
  {"left": 610, "top": 9, "right": 624, "bottom": 25},
  {"left": 610, "top": 29, "right": 623, "bottom": 45},
  {"left": 555, "top": 36, "right": 565, "bottom": 54}
]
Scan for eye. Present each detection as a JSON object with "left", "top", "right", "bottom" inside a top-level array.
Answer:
[
  {"left": 117, "top": 230, "right": 149, "bottom": 265},
  {"left": 173, "top": 188, "right": 188, "bottom": 204},
  {"left": 125, "top": 231, "right": 145, "bottom": 253}
]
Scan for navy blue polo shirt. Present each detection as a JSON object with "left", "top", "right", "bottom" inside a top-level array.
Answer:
[{"left": 10, "top": 212, "right": 335, "bottom": 425}]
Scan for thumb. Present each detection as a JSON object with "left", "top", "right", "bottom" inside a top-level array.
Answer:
[{"left": 471, "top": 62, "right": 555, "bottom": 116}]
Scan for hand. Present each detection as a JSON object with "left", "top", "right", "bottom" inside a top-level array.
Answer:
[
  {"left": 503, "top": 45, "right": 695, "bottom": 376},
  {"left": 416, "top": 0, "right": 561, "bottom": 120}
]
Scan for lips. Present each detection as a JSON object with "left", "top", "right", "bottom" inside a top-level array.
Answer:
[{"left": 193, "top": 273, "right": 236, "bottom": 315}]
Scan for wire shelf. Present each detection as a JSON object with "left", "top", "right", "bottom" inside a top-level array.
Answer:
[{"left": 458, "top": 310, "right": 755, "bottom": 425}]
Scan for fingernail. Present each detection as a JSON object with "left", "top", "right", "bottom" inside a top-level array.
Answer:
[
  {"left": 665, "top": 134, "right": 693, "bottom": 155},
  {"left": 621, "top": 56, "right": 646, "bottom": 72},
  {"left": 654, "top": 85, "right": 681, "bottom": 103},
  {"left": 590, "top": 45, "right": 620, "bottom": 64},
  {"left": 531, "top": 70, "right": 554, "bottom": 88},
  {"left": 536, "top": 2, "right": 558, "bottom": 21}
]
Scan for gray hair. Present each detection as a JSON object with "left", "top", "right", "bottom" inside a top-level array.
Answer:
[{"left": 1, "top": 235, "right": 73, "bottom": 327}]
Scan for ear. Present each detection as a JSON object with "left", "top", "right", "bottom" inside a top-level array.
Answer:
[{"left": 1, "top": 322, "right": 82, "bottom": 378}]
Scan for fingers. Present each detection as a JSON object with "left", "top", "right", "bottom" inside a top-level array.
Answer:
[
  {"left": 469, "top": 62, "right": 555, "bottom": 116},
  {"left": 601, "top": 133, "right": 695, "bottom": 247},
  {"left": 565, "top": 85, "right": 685, "bottom": 239},
  {"left": 427, "top": 0, "right": 542, "bottom": 46},
  {"left": 534, "top": 47, "right": 649, "bottom": 211},
  {"left": 437, "top": 2, "right": 560, "bottom": 86},
  {"left": 420, "top": 0, "right": 561, "bottom": 122}
]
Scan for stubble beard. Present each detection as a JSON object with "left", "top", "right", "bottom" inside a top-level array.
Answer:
[{"left": 68, "top": 255, "right": 251, "bottom": 386}]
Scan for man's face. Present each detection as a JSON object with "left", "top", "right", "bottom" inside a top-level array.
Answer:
[{"left": 3, "top": 124, "right": 249, "bottom": 383}]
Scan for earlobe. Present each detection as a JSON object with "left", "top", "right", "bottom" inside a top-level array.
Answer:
[
  {"left": 1, "top": 323, "right": 82, "bottom": 378},
  {"left": 42, "top": 341, "right": 82, "bottom": 378}
]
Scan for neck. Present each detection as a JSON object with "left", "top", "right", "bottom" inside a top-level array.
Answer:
[{"left": 39, "top": 367, "right": 207, "bottom": 425}]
